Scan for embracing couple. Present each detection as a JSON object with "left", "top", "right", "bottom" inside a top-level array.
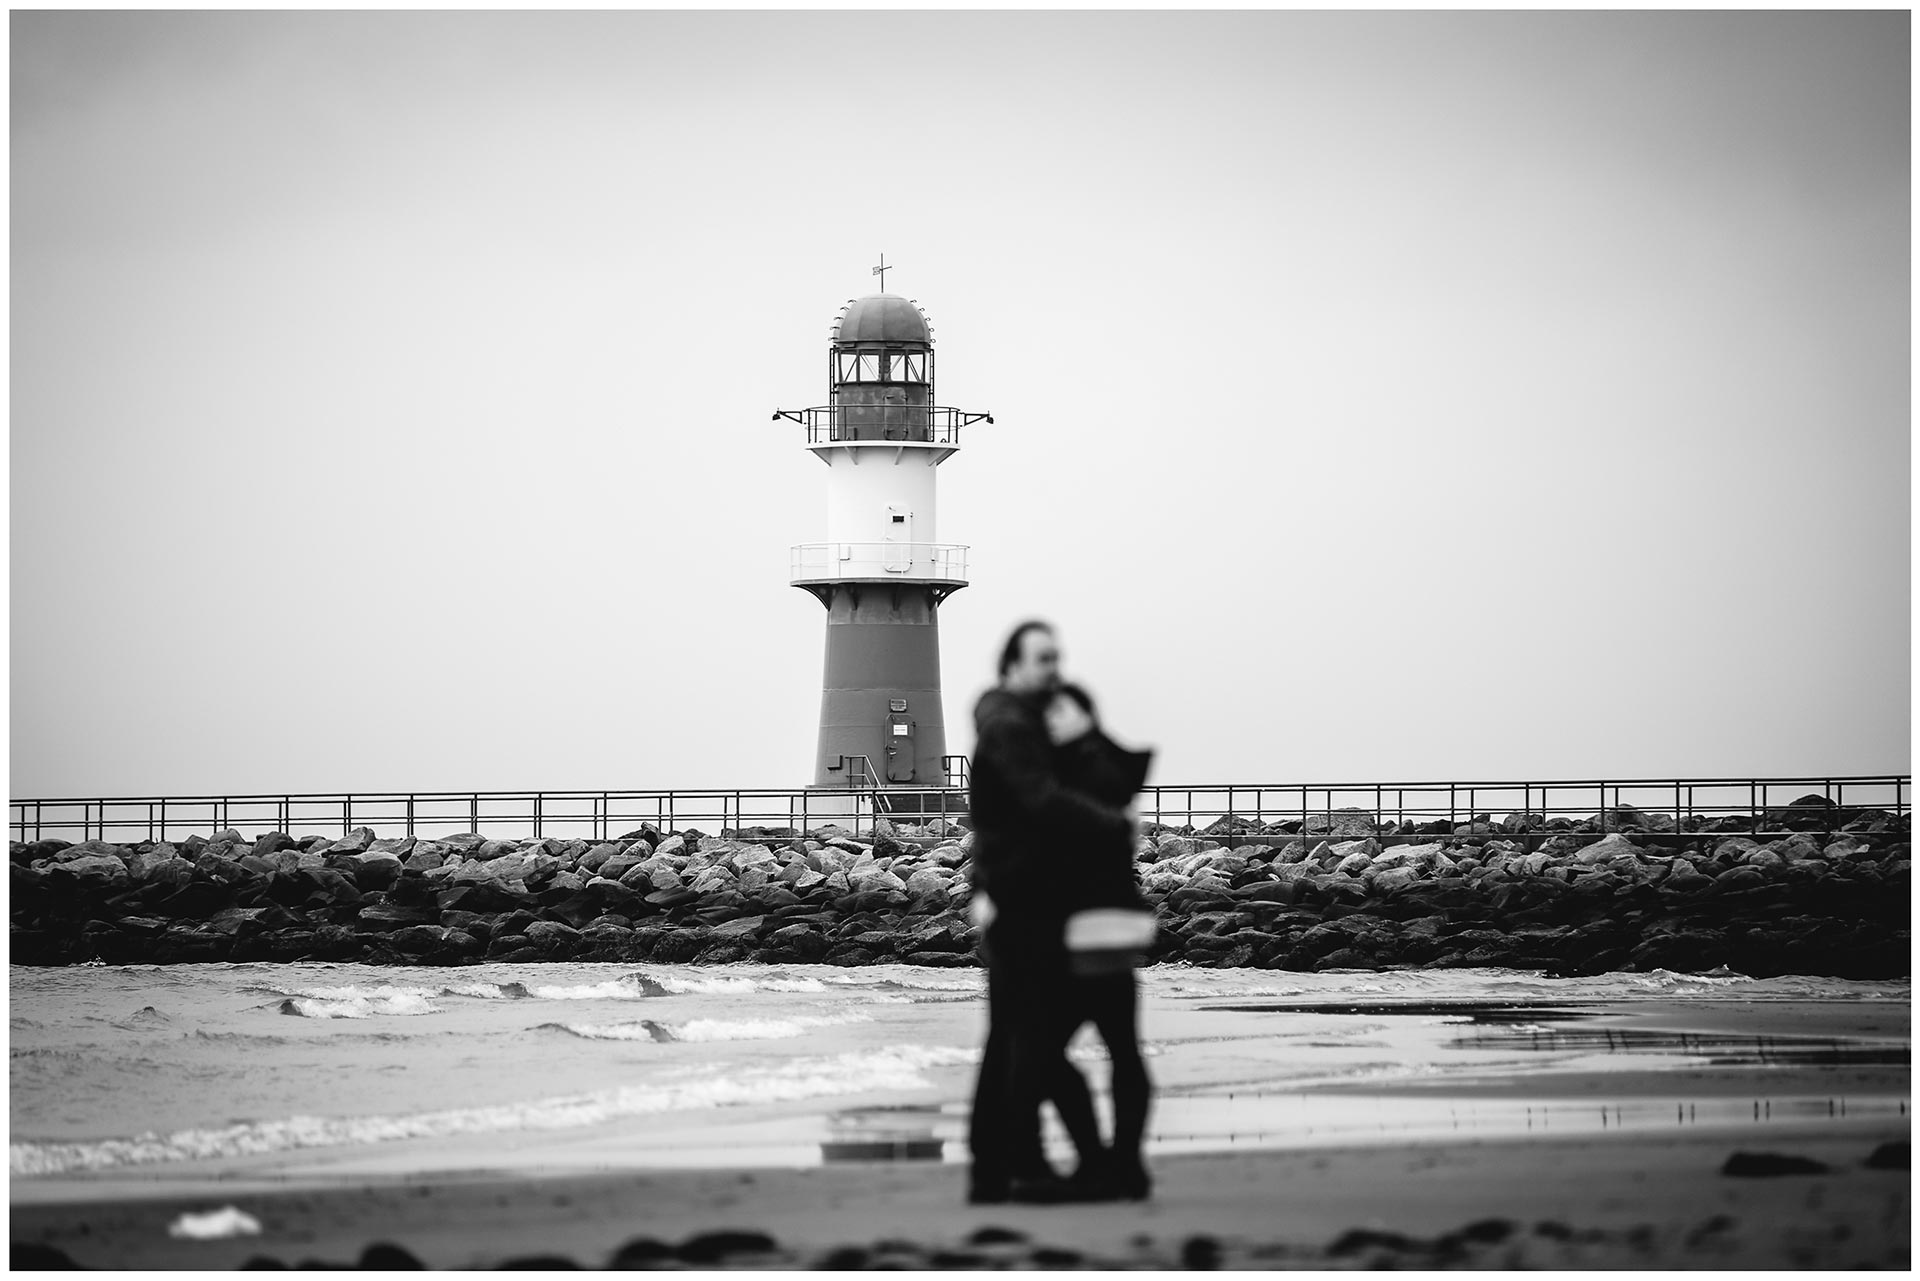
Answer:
[{"left": 964, "top": 620, "right": 1157, "bottom": 1205}]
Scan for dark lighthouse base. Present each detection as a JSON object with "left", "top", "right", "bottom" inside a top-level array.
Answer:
[{"left": 809, "top": 582, "right": 953, "bottom": 790}]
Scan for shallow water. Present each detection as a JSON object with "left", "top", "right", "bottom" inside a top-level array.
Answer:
[{"left": 9, "top": 963, "right": 1907, "bottom": 1187}]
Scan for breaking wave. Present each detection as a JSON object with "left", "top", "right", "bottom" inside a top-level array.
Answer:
[
  {"left": 10, "top": 1044, "right": 977, "bottom": 1177},
  {"left": 541, "top": 1012, "right": 875, "bottom": 1043},
  {"left": 277, "top": 992, "right": 439, "bottom": 1019}
]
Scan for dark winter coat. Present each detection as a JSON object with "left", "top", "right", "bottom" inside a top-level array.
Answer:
[
  {"left": 1053, "top": 728, "right": 1153, "bottom": 914},
  {"left": 967, "top": 687, "right": 1133, "bottom": 963}
]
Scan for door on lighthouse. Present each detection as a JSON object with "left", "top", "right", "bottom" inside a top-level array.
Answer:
[
  {"left": 885, "top": 711, "right": 916, "bottom": 782},
  {"left": 883, "top": 507, "right": 912, "bottom": 572}
]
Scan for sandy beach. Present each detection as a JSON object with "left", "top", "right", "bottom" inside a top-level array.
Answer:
[
  {"left": 13, "top": 991, "right": 1908, "bottom": 1271},
  {"left": 11, "top": 1122, "right": 1908, "bottom": 1270}
]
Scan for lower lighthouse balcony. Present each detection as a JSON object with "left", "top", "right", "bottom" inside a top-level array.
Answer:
[{"left": 790, "top": 541, "right": 970, "bottom": 592}]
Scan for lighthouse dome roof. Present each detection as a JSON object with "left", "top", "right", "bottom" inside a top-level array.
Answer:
[{"left": 832, "top": 294, "right": 932, "bottom": 346}]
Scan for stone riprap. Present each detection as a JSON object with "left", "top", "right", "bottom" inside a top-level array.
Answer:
[{"left": 8, "top": 798, "right": 1908, "bottom": 977}]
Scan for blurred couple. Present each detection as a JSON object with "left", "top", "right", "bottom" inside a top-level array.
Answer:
[{"left": 964, "top": 620, "right": 1157, "bottom": 1204}]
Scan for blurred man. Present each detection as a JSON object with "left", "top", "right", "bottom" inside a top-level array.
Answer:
[{"left": 964, "top": 620, "right": 1133, "bottom": 1203}]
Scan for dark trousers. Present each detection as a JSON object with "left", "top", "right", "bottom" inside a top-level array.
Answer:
[
  {"left": 1072, "top": 971, "right": 1151, "bottom": 1167},
  {"left": 1019, "top": 968, "right": 1152, "bottom": 1172},
  {"left": 968, "top": 944, "right": 1085, "bottom": 1184}
]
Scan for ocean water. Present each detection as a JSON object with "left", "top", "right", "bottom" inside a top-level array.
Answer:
[{"left": 9, "top": 963, "right": 1908, "bottom": 1189}]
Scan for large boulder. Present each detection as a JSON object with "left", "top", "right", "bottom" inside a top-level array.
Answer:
[
  {"left": 926, "top": 842, "right": 969, "bottom": 869},
  {"left": 1368, "top": 866, "right": 1421, "bottom": 894},
  {"left": 1330, "top": 840, "right": 1376, "bottom": 877},
  {"left": 192, "top": 852, "right": 251, "bottom": 886},
  {"left": 1370, "top": 843, "right": 1444, "bottom": 871},
  {"left": 1538, "top": 833, "right": 1601, "bottom": 859},
  {"left": 403, "top": 841, "right": 451, "bottom": 872},
  {"left": 1770, "top": 794, "right": 1839, "bottom": 831},
  {"left": 54, "top": 853, "right": 132, "bottom": 885},
  {"left": 761, "top": 922, "right": 828, "bottom": 962},
  {"left": 1575, "top": 833, "right": 1643, "bottom": 866},
  {"left": 355, "top": 902, "right": 436, "bottom": 933},
  {"left": 600, "top": 850, "right": 650, "bottom": 881},
  {"left": 1765, "top": 832, "right": 1826, "bottom": 863},
  {"left": 125, "top": 843, "right": 179, "bottom": 879},
  {"left": 351, "top": 853, "right": 405, "bottom": 891},
  {"left": 325, "top": 827, "right": 378, "bottom": 856},
  {"left": 902, "top": 867, "right": 953, "bottom": 898},
  {"left": 1603, "top": 805, "right": 1676, "bottom": 833},
  {"left": 849, "top": 866, "right": 908, "bottom": 895},
  {"left": 139, "top": 856, "right": 198, "bottom": 890},
  {"left": 1304, "top": 809, "right": 1378, "bottom": 838},
  {"left": 687, "top": 865, "right": 737, "bottom": 895}
]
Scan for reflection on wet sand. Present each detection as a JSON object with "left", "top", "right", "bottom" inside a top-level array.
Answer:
[
  {"left": 1138, "top": 1088, "right": 1908, "bottom": 1158},
  {"left": 1446, "top": 1020, "right": 1909, "bottom": 1067},
  {"left": 822, "top": 1105, "right": 946, "bottom": 1163},
  {"left": 1026, "top": 998, "right": 1914, "bottom": 1164}
]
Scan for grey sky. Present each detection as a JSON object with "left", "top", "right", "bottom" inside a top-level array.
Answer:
[{"left": 11, "top": 10, "right": 1909, "bottom": 799}]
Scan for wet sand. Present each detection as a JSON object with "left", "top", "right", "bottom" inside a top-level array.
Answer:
[
  {"left": 12, "top": 997, "right": 1909, "bottom": 1269},
  {"left": 12, "top": 1125, "right": 1908, "bottom": 1269}
]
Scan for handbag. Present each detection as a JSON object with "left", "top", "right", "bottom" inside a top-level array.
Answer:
[{"left": 1064, "top": 906, "right": 1156, "bottom": 976}]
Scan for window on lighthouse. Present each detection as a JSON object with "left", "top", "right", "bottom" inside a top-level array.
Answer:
[{"left": 836, "top": 350, "right": 927, "bottom": 384}]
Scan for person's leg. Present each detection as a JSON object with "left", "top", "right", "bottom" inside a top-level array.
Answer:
[
  {"left": 966, "top": 960, "right": 1020, "bottom": 1199},
  {"left": 1004, "top": 968, "right": 1072, "bottom": 1172},
  {"left": 997, "top": 953, "right": 1071, "bottom": 1184},
  {"left": 1006, "top": 959, "right": 1137, "bottom": 1200},
  {"left": 965, "top": 967, "right": 1006, "bottom": 1192},
  {"left": 1088, "top": 971, "right": 1152, "bottom": 1197},
  {"left": 1042, "top": 1005, "right": 1104, "bottom": 1172}
]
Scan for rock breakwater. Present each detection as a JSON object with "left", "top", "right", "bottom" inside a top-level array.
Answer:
[{"left": 9, "top": 799, "right": 1908, "bottom": 977}]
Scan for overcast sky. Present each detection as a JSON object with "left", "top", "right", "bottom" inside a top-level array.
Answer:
[{"left": 11, "top": 10, "right": 1910, "bottom": 802}]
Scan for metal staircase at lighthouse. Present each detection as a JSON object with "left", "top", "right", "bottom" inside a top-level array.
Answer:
[{"left": 775, "top": 272, "right": 988, "bottom": 807}]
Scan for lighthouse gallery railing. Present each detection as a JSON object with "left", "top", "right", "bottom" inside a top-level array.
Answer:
[
  {"left": 773, "top": 405, "right": 989, "bottom": 445},
  {"left": 790, "top": 542, "right": 969, "bottom": 583},
  {"left": 11, "top": 775, "right": 1906, "bottom": 845}
]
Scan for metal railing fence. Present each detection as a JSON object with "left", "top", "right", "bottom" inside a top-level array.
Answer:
[
  {"left": 773, "top": 405, "right": 989, "bottom": 445},
  {"left": 1135, "top": 776, "right": 1908, "bottom": 843},
  {"left": 790, "top": 541, "right": 969, "bottom": 584},
  {"left": 9, "top": 775, "right": 1906, "bottom": 846}
]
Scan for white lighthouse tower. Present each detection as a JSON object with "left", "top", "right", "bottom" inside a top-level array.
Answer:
[{"left": 776, "top": 275, "right": 990, "bottom": 791}]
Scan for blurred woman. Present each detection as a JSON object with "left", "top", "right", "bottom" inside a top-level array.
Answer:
[{"left": 1040, "top": 681, "right": 1156, "bottom": 1200}]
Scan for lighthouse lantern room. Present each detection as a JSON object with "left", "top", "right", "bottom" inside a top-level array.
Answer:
[{"left": 775, "top": 283, "right": 990, "bottom": 790}]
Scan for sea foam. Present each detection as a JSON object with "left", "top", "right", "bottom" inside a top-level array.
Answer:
[
  {"left": 545, "top": 1012, "right": 875, "bottom": 1043},
  {"left": 10, "top": 1043, "right": 978, "bottom": 1177},
  {"left": 278, "top": 992, "right": 439, "bottom": 1019}
]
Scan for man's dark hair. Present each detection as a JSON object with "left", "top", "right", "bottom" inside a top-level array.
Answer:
[
  {"left": 997, "top": 620, "right": 1054, "bottom": 677},
  {"left": 1054, "top": 681, "right": 1097, "bottom": 719}
]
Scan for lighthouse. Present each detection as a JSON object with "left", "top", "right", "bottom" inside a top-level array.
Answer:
[{"left": 776, "top": 278, "right": 990, "bottom": 791}]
